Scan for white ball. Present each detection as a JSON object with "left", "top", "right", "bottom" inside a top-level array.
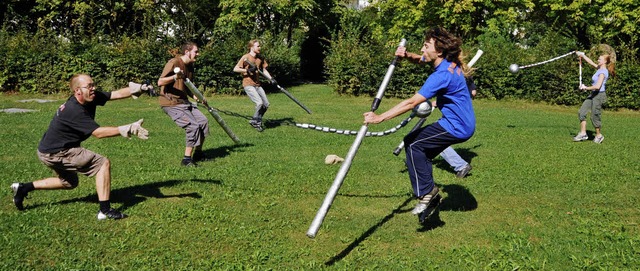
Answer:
[
  {"left": 413, "top": 101, "right": 432, "bottom": 118},
  {"left": 173, "top": 67, "right": 181, "bottom": 74},
  {"left": 508, "top": 64, "right": 519, "bottom": 73}
]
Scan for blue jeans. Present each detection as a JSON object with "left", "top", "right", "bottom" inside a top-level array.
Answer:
[{"left": 440, "top": 146, "right": 468, "bottom": 171}]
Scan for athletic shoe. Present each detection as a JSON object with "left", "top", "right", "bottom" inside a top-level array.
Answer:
[
  {"left": 249, "top": 120, "right": 264, "bottom": 132},
  {"left": 10, "top": 183, "right": 27, "bottom": 211},
  {"left": 456, "top": 164, "right": 472, "bottom": 178},
  {"left": 181, "top": 158, "right": 198, "bottom": 167},
  {"left": 97, "top": 208, "right": 127, "bottom": 220},
  {"left": 593, "top": 134, "right": 604, "bottom": 144},
  {"left": 573, "top": 133, "right": 588, "bottom": 142},
  {"left": 418, "top": 194, "right": 442, "bottom": 223},
  {"left": 412, "top": 186, "right": 440, "bottom": 215}
]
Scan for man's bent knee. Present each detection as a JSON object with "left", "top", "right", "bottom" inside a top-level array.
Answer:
[{"left": 60, "top": 175, "right": 79, "bottom": 189}]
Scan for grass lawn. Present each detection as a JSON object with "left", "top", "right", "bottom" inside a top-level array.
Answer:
[{"left": 1, "top": 84, "right": 639, "bottom": 270}]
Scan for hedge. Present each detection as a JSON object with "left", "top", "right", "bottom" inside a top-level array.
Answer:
[
  {"left": 323, "top": 30, "right": 640, "bottom": 110},
  {"left": 0, "top": 31, "right": 300, "bottom": 97}
]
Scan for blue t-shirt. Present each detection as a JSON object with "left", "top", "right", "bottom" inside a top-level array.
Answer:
[
  {"left": 592, "top": 68, "right": 609, "bottom": 92},
  {"left": 417, "top": 59, "right": 475, "bottom": 139}
]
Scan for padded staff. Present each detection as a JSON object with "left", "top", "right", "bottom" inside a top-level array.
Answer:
[
  {"left": 306, "top": 39, "right": 406, "bottom": 239},
  {"left": 184, "top": 78, "right": 241, "bottom": 144},
  {"left": 244, "top": 59, "right": 312, "bottom": 114}
]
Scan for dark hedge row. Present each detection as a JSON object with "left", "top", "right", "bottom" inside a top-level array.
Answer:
[
  {"left": 1, "top": 30, "right": 638, "bottom": 110},
  {"left": 0, "top": 31, "right": 300, "bottom": 97}
]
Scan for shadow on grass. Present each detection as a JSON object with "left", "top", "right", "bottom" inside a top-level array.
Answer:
[
  {"left": 440, "top": 184, "right": 478, "bottom": 212},
  {"left": 264, "top": 118, "right": 296, "bottom": 129},
  {"left": 25, "top": 179, "right": 221, "bottom": 212},
  {"left": 325, "top": 196, "right": 414, "bottom": 266},
  {"left": 211, "top": 107, "right": 296, "bottom": 131},
  {"left": 416, "top": 183, "right": 477, "bottom": 232},
  {"left": 567, "top": 129, "right": 599, "bottom": 141},
  {"left": 200, "top": 143, "right": 254, "bottom": 161},
  {"left": 213, "top": 108, "right": 252, "bottom": 120},
  {"left": 326, "top": 184, "right": 476, "bottom": 265}
]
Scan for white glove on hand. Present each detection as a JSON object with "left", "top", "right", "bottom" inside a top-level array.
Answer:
[
  {"left": 129, "top": 82, "right": 153, "bottom": 99},
  {"left": 579, "top": 84, "right": 588, "bottom": 91},
  {"left": 576, "top": 51, "right": 585, "bottom": 57},
  {"left": 324, "top": 154, "right": 345, "bottom": 165},
  {"left": 118, "top": 119, "right": 149, "bottom": 139}
]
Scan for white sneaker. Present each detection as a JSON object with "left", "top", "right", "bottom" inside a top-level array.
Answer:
[
  {"left": 412, "top": 186, "right": 439, "bottom": 215},
  {"left": 573, "top": 133, "right": 588, "bottom": 142},
  {"left": 97, "top": 208, "right": 127, "bottom": 220},
  {"left": 593, "top": 134, "right": 604, "bottom": 144}
]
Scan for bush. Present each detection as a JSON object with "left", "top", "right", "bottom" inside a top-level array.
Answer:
[
  {"left": 199, "top": 33, "right": 302, "bottom": 96},
  {"left": 1, "top": 28, "right": 638, "bottom": 110},
  {"left": 0, "top": 31, "right": 70, "bottom": 94},
  {"left": 324, "top": 10, "right": 390, "bottom": 97}
]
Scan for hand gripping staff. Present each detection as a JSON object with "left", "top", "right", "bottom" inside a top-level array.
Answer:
[
  {"left": 176, "top": 68, "right": 241, "bottom": 144},
  {"left": 243, "top": 59, "right": 312, "bottom": 114},
  {"left": 306, "top": 39, "right": 406, "bottom": 239},
  {"left": 392, "top": 49, "right": 484, "bottom": 155}
]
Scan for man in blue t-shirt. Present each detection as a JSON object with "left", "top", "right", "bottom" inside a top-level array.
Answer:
[
  {"left": 364, "top": 27, "right": 475, "bottom": 222},
  {"left": 11, "top": 74, "right": 151, "bottom": 220}
]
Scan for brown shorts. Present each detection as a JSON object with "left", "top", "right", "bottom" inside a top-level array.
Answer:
[{"left": 37, "top": 147, "right": 106, "bottom": 188}]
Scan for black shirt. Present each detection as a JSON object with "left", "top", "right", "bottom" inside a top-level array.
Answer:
[{"left": 38, "top": 91, "right": 110, "bottom": 153}]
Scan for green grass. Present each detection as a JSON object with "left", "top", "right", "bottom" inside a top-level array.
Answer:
[{"left": 1, "top": 85, "right": 639, "bottom": 270}]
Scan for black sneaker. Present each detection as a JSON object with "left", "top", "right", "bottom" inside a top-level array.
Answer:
[
  {"left": 10, "top": 183, "right": 27, "bottom": 211},
  {"left": 456, "top": 164, "right": 472, "bottom": 178},
  {"left": 97, "top": 208, "right": 127, "bottom": 220},
  {"left": 181, "top": 158, "right": 198, "bottom": 167}
]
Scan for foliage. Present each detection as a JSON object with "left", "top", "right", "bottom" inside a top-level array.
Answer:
[
  {"left": 2, "top": 0, "right": 640, "bottom": 109},
  {"left": 0, "top": 30, "right": 301, "bottom": 96},
  {"left": 0, "top": 31, "right": 71, "bottom": 94},
  {"left": 215, "top": 0, "right": 318, "bottom": 44},
  {"left": 324, "top": 8, "right": 389, "bottom": 96}
]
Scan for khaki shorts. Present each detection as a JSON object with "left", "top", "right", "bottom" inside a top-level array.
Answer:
[{"left": 37, "top": 147, "right": 106, "bottom": 188}]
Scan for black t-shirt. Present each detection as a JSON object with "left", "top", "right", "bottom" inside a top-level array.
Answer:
[{"left": 38, "top": 91, "right": 110, "bottom": 153}]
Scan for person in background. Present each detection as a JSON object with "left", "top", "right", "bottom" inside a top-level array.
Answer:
[
  {"left": 573, "top": 51, "right": 615, "bottom": 144},
  {"left": 438, "top": 75, "right": 476, "bottom": 178},
  {"left": 234, "top": 39, "right": 274, "bottom": 132}
]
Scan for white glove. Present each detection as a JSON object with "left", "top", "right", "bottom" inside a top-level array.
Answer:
[
  {"left": 118, "top": 119, "right": 149, "bottom": 139},
  {"left": 129, "top": 82, "right": 153, "bottom": 99},
  {"left": 324, "top": 154, "right": 345, "bottom": 165},
  {"left": 576, "top": 51, "right": 585, "bottom": 57},
  {"left": 579, "top": 84, "right": 588, "bottom": 90},
  {"left": 173, "top": 67, "right": 184, "bottom": 81}
]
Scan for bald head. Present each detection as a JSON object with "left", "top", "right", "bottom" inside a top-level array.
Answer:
[{"left": 70, "top": 74, "right": 92, "bottom": 92}]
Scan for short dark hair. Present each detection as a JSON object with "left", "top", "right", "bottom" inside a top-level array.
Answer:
[{"left": 181, "top": 41, "right": 197, "bottom": 55}]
